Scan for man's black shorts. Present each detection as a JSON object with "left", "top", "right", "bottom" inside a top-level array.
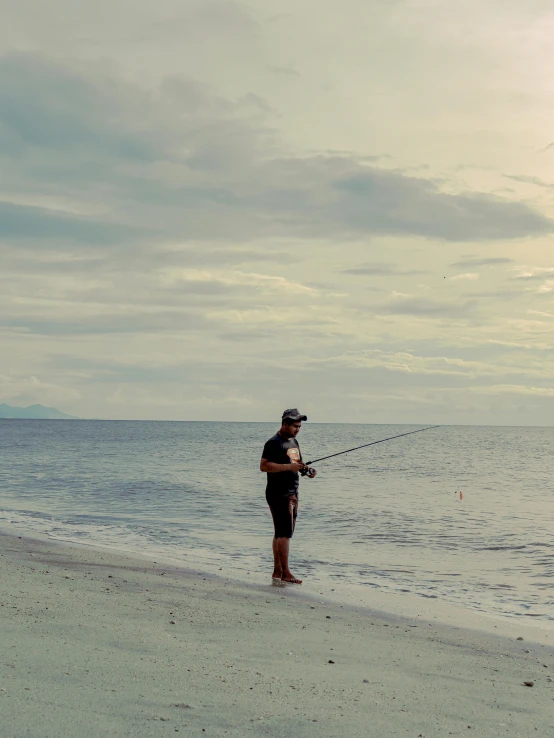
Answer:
[{"left": 266, "top": 492, "right": 298, "bottom": 539}]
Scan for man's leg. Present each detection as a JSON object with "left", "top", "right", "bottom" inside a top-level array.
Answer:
[
  {"left": 272, "top": 536, "right": 282, "bottom": 579},
  {"left": 267, "top": 495, "right": 284, "bottom": 580},
  {"left": 268, "top": 494, "right": 302, "bottom": 584},
  {"left": 279, "top": 495, "right": 301, "bottom": 584},
  {"left": 275, "top": 536, "right": 302, "bottom": 584}
]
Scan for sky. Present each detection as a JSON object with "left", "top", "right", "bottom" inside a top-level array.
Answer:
[{"left": 2, "top": 0, "right": 554, "bottom": 424}]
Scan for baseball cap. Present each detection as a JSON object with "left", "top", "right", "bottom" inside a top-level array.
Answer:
[{"left": 282, "top": 408, "right": 307, "bottom": 422}]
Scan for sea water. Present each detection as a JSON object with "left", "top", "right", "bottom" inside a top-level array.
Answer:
[{"left": 0, "top": 420, "right": 552, "bottom": 629}]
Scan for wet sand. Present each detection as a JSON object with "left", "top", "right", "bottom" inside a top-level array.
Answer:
[{"left": 1, "top": 532, "right": 553, "bottom": 737}]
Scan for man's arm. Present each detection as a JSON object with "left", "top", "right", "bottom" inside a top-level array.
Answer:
[{"left": 260, "top": 458, "right": 304, "bottom": 473}]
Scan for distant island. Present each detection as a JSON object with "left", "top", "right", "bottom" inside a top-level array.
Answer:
[{"left": 0, "top": 403, "right": 78, "bottom": 420}]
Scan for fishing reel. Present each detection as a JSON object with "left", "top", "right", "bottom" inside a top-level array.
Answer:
[{"left": 300, "top": 465, "right": 316, "bottom": 478}]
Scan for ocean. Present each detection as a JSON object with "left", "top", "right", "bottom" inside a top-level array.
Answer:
[{"left": 1, "top": 420, "right": 552, "bottom": 630}]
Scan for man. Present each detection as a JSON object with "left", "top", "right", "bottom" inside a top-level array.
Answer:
[{"left": 260, "top": 409, "right": 316, "bottom": 585}]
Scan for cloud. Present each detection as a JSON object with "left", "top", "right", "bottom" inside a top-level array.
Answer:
[
  {"left": 449, "top": 273, "right": 479, "bottom": 281},
  {"left": 374, "top": 296, "right": 479, "bottom": 319},
  {"left": 188, "top": 0, "right": 259, "bottom": 34},
  {"left": 1, "top": 51, "right": 552, "bottom": 248},
  {"left": 450, "top": 257, "right": 513, "bottom": 268},
  {"left": 0, "top": 312, "right": 213, "bottom": 337},
  {"left": 504, "top": 174, "right": 554, "bottom": 189},
  {"left": 268, "top": 65, "right": 300, "bottom": 77},
  {"left": 151, "top": 245, "right": 291, "bottom": 268},
  {"left": 0, "top": 372, "right": 80, "bottom": 406},
  {"left": 459, "top": 289, "right": 521, "bottom": 300},
  {"left": 464, "top": 384, "right": 554, "bottom": 397},
  {"left": 511, "top": 268, "right": 554, "bottom": 294},
  {"left": 331, "top": 171, "right": 553, "bottom": 241},
  {"left": 2, "top": 6, "right": 554, "bottom": 424},
  {"left": 0, "top": 200, "right": 143, "bottom": 244},
  {"left": 342, "top": 262, "right": 427, "bottom": 276},
  {"left": 314, "top": 349, "right": 494, "bottom": 377},
  {"left": 512, "top": 267, "right": 554, "bottom": 282},
  {"left": 305, "top": 345, "right": 554, "bottom": 389},
  {"left": 162, "top": 268, "right": 316, "bottom": 295},
  {"left": 0, "top": 52, "right": 174, "bottom": 161},
  {"left": 529, "top": 309, "right": 554, "bottom": 319}
]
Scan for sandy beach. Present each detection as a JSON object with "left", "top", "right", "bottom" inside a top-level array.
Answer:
[{"left": 1, "top": 532, "right": 553, "bottom": 737}]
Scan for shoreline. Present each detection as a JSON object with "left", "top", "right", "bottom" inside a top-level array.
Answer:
[
  {"left": 3, "top": 524, "right": 552, "bottom": 649},
  {"left": 1, "top": 530, "right": 553, "bottom": 737}
]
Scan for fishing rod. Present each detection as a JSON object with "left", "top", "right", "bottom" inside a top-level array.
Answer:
[{"left": 300, "top": 425, "right": 439, "bottom": 476}]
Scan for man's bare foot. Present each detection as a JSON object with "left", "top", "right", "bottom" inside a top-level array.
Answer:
[
  {"left": 281, "top": 572, "right": 302, "bottom": 584},
  {"left": 271, "top": 570, "right": 285, "bottom": 587}
]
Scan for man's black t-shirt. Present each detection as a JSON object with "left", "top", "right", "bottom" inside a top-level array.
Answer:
[{"left": 262, "top": 432, "right": 303, "bottom": 496}]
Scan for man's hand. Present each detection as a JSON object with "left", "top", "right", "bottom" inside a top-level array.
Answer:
[
  {"left": 260, "top": 458, "right": 307, "bottom": 473},
  {"left": 289, "top": 461, "right": 305, "bottom": 473}
]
